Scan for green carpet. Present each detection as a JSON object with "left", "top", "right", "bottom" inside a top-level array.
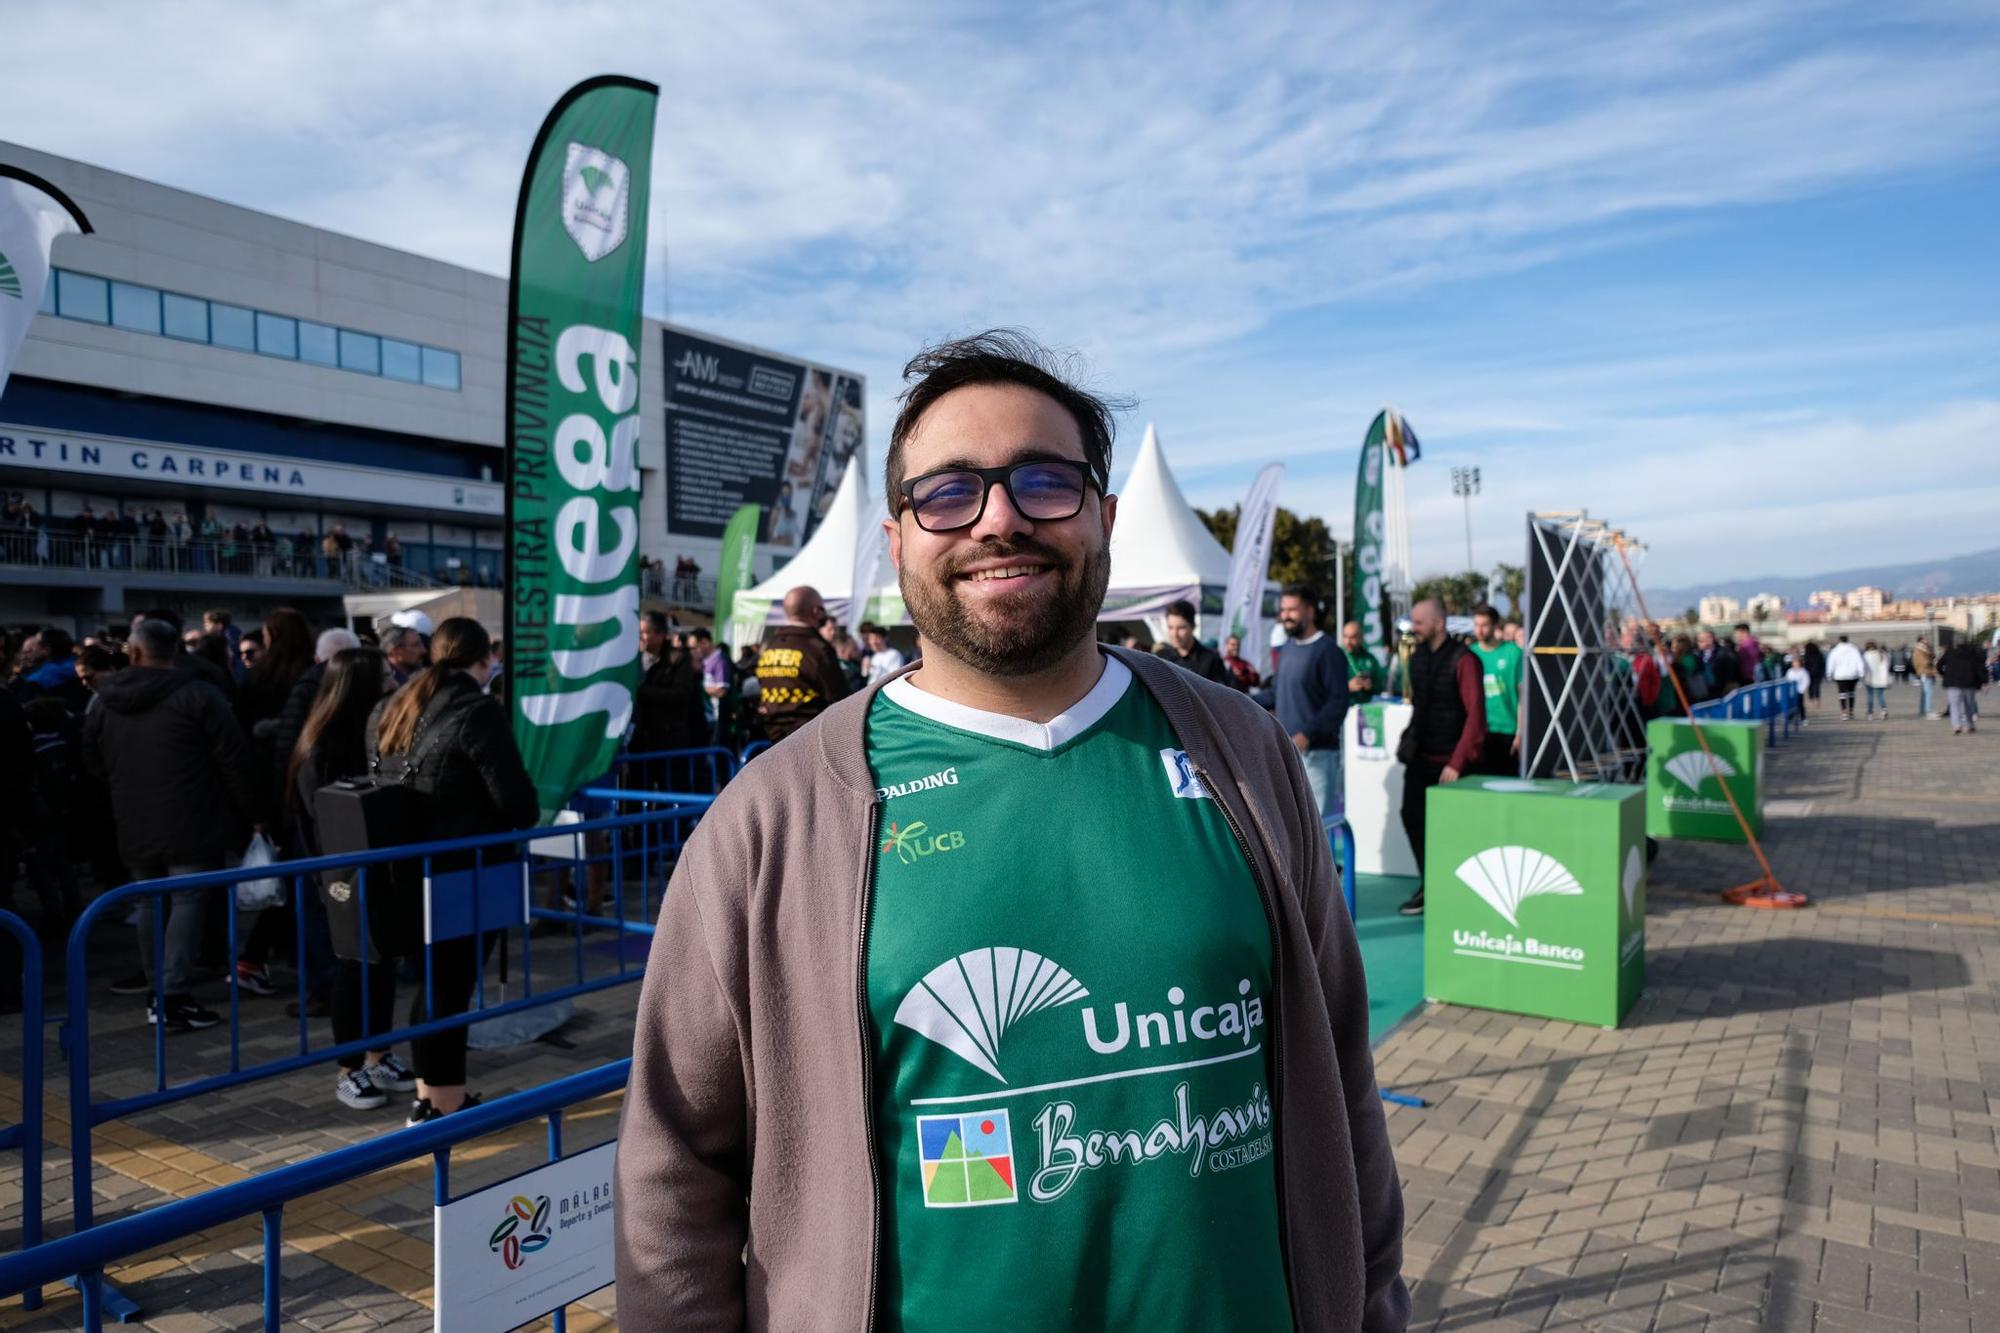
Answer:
[{"left": 1350, "top": 872, "right": 1425, "bottom": 1044}]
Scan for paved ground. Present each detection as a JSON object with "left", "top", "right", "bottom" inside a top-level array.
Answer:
[
  {"left": 1, "top": 679, "right": 1993, "bottom": 1329},
  {"left": 1375, "top": 682, "right": 2000, "bottom": 1331}
]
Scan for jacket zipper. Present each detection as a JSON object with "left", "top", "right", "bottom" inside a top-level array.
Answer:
[
  {"left": 1195, "top": 761, "right": 1300, "bottom": 1327},
  {"left": 856, "top": 797, "right": 885, "bottom": 1332}
]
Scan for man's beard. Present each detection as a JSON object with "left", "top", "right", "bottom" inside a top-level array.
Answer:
[
  {"left": 900, "top": 536, "right": 1110, "bottom": 678},
  {"left": 1282, "top": 619, "right": 1307, "bottom": 640}
]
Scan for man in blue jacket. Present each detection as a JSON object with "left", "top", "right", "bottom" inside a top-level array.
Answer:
[{"left": 1271, "top": 583, "right": 1353, "bottom": 815}]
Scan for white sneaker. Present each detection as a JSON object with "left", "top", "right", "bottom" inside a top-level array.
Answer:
[
  {"left": 336, "top": 1070, "right": 388, "bottom": 1110},
  {"left": 362, "top": 1054, "right": 417, "bottom": 1094}
]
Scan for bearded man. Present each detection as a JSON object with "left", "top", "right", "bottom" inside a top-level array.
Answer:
[{"left": 614, "top": 330, "right": 1408, "bottom": 1331}]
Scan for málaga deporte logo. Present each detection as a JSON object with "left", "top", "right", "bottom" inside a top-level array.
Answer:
[{"left": 490, "top": 1193, "right": 553, "bottom": 1271}]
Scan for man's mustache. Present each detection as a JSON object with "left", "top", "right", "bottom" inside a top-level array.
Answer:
[{"left": 940, "top": 538, "right": 1071, "bottom": 579}]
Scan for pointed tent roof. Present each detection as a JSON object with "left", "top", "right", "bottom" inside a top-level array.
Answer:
[
  {"left": 739, "top": 452, "right": 871, "bottom": 601},
  {"left": 1107, "top": 423, "right": 1232, "bottom": 588}
]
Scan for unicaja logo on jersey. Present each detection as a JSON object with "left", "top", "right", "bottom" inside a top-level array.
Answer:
[
  {"left": 561, "top": 143, "right": 630, "bottom": 262},
  {"left": 894, "top": 948, "right": 1088, "bottom": 1082}
]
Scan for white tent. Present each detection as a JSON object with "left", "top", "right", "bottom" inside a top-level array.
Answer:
[{"left": 730, "top": 424, "right": 1234, "bottom": 636}]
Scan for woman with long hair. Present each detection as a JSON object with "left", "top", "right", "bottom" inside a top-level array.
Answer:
[
  {"left": 366, "top": 617, "right": 538, "bottom": 1124},
  {"left": 288, "top": 647, "right": 414, "bottom": 1110}
]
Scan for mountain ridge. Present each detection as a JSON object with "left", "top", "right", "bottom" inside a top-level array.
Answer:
[{"left": 1645, "top": 547, "right": 2000, "bottom": 612}]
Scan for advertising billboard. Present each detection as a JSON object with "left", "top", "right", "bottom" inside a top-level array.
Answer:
[{"left": 661, "top": 327, "right": 865, "bottom": 550}]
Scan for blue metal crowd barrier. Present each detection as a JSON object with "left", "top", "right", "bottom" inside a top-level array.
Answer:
[
  {"left": 739, "top": 739, "right": 774, "bottom": 763},
  {"left": 0, "top": 910, "right": 45, "bottom": 1310},
  {"left": 60, "top": 802, "right": 707, "bottom": 1241},
  {"left": 605, "top": 744, "right": 736, "bottom": 796},
  {"left": 1689, "top": 679, "right": 1800, "bottom": 745},
  {"left": 0, "top": 1059, "right": 633, "bottom": 1330}
]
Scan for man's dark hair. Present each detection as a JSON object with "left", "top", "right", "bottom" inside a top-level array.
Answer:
[
  {"left": 690, "top": 626, "right": 713, "bottom": 643},
  {"left": 1733, "top": 622, "right": 1750, "bottom": 634},
  {"left": 132, "top": 619, "right": 181, "bottom": 664},
  {"left": 886, "top": 329, "right": 1130, "bottom": 515},
  {"left": 38, "top": 626, "right": 74, "bottom": 658},
  {"left": 1164, "top": 599, "right": 1197, "bottom": 623},
  {"left": 1471, "top": 603, "right": 1499, "bottom": 622},
  {"left": 1280, "top": 583, "right": 1321, "bottom": 614},
  {"left": 859, "top": 622, "right": 880, "bottom": 637},
  {"left": 641, "top": 610, "right": 670, "bottom": 633},
  {"left": 205, "top": 608, "right": 233, "bottom": 628}
]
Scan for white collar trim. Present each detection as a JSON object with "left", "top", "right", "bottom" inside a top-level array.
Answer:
[
  {"left": 882, "top": 656, "right": 1131, "bottom": 751},
  {"left": 1289, "top": 630, "right": 1324, "bottom": 646}
]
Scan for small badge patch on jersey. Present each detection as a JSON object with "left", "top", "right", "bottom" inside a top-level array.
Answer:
[{"left": 1160, "top": 748, "right": 1209, "bottom": 800}]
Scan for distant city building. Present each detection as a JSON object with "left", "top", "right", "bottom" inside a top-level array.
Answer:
[
  {"left": 1847, "top": 586, "right": 1889, "bottom": 617},
  {"left": 1745, "top": 593, "right": 1785, "bottom": 619},
  {"left": 1698, "top": 594, "right": 1741, "bottom": 622},
  {"left": 1808, "top": 589, "right": 1847, "bottom": 614}
]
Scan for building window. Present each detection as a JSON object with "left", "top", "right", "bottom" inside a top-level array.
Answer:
[
  {"left": 381, "top": 337, "right": 422, "bottom": 383},
  {"left": 42, "top": 267, "right": 462, "bottom": 392},
  {"left": 57, "top": 270, "right": 109, "bottom": 323},
  {"left": 339, "top": 329, "right": 381, "bottom": 374},
  {"left": 421, "top": 346, "right": 461, "bottom": 390},
  {"left": 256, "top": 312, "right": 298, "bottom": 360},
  {"left": 299, "top": 321, "right": 338, "bottom": 367},
  {"left": 210, "top": 303, "right": 256, "bottom": 352},
  {"left": 162, "top": 291, "right": 209, "bottom": 342},
  {"left": 110, "top": 281, "right": 162, "bottom": 335}
]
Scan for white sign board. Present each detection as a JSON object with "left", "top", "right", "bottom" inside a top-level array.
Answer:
[
  {"left": 0, "top": 422, "right": 503, "bottom": 514},
  {"left": 435, "top": 1140, "right": 618, "bottom": 1333}
]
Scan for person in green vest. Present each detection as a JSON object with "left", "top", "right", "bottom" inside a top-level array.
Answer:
[
  {"left": 1469, "top": 604, "right": 1523, "bottom": 775},
  {"left": 614, "top": 329, "right": 1410, "bottom": 1332},
  {"left": 1341, "top": 619, "right": 1382, "bottom": 704}
]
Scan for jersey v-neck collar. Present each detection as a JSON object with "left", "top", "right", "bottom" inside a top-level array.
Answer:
[{"left": 880, "top": 655, "right": 1132, "bottom": 752}]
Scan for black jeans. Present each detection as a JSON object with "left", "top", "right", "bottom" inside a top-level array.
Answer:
[
  {"left": 333, "top": 959, "right": 398, "bottom": 1072},
  {"left": 1400, "top": 759, "right": 1447, "bottom": 880},
  {"left": 407, "top": 932, "right": 498, "bottom": 1087},
  {"left": 1477, "top": 732, "right": 1516, "bottom": 777}
]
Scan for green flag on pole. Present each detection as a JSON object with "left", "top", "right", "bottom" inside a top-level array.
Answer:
[
  {"left": 505, "top": 76, "right": 659, "bottom": 819},
  {"left": 1352, "top": 411, "right": 1389, "bottom": 668},
  {"left": 714, "top": 502, "right": 762, "bottom": 651}
]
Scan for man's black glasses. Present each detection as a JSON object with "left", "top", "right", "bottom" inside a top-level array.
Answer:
[{"left": 897, "top": 459, "right": 1099, "bottom": 532}]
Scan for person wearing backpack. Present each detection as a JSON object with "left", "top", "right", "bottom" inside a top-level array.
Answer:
[
  {"left": 365, "top": 618, "right": 539, "bottom": 1124},
  {"left": 290, "top": 646, "right": 418, "bottom": 1112}
]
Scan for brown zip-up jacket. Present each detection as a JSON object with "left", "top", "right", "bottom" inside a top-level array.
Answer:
[{"left": 614, "top": 647, "right": 1409, "bottom": 1330}]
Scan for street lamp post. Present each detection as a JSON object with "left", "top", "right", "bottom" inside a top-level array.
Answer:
[{"left": 1451, "top": 466, "right": 1481, "bottom": 573}]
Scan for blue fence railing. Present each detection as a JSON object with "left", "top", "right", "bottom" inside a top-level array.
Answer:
[
  {"left": 61, "top": 801, "right": 707, "bottom": 1241},
  {"left": 0, "top": 1059, "right": 632, "bottom": 1330},
  {"left": 1689, "top": 679, "right": 1800, "bottom": 746},
  {"left": 603, "top": 744, "right": 736, "bottom": 798},
  {"left": 0, "top": 911, "right": 45, "bottom": 1311}
]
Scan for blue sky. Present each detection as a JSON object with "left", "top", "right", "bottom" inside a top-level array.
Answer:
[{"left": 11, "top": 0, "right": 1999, "bottom": 588}]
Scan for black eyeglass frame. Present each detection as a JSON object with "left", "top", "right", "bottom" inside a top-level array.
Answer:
[{"left": 895, "top": 458, "right": 1104, "bottom": 533}]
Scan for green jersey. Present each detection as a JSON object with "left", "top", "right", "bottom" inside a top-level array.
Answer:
[
  {"left": 1345, "top": 647, "right": 1382, "bottom": 704},
  {"left": 1472, "top": 640, "right": 1524, "bottom": 736},
  {"left": 864, "top": 658, "right": 1292, "bottom": 1332}
]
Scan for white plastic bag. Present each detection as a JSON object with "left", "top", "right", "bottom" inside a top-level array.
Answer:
[{"left": 235, "top": 832, "right": 286, "bottom": 911}]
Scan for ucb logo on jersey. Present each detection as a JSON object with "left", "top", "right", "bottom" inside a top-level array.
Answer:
[{"left": 1159, "top": 749, "right": 1208, "bottom": 801}]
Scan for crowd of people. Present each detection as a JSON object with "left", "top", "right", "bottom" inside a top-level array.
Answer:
[{"left": 0, "top": 605, "right": 539, "bottom": 1126}]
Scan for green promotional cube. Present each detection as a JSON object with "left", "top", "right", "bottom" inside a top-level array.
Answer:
[
  {"left": 1646, "top": 719, "right": 1761, "bottom": 842},
  {"left": 1424, "top": 777, "right": 1645, "bottom": 1028}
]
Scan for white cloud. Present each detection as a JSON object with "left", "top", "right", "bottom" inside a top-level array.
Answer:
[{"left": 6, "top": 1, "right": 1999, "bottom": 584}]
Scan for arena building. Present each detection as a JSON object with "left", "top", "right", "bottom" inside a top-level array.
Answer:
[{"left": 0, "top": 140, "right": 863, "bottom": 636}]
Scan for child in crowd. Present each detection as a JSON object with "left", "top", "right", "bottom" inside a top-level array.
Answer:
[{"left": 1784, "top": 654, "right": 1811, "bottom": 727}]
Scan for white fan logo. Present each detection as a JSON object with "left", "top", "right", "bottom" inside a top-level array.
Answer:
[
  {"left": 893, "top": 948, "right": 1088, "bottom": 1083},
  {"left": 1664, "top": 750, "right": 1736, "bottom": 793},
  {"left": 1455, "top": 845, "right": 1584, "bottom": 928}
]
